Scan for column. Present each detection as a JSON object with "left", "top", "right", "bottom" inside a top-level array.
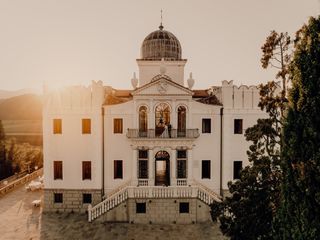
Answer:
[
  {"left": 132, "top": 149, "right": 138, "bottom": 186},
  {"left": 148, "top": 149, "right": 154, "bottom": 186},
  {"left": 187, "top": 149, "right": 193, "bottom": 185},
  {"left": 171, "top": 148, "right": 177, "bottom": 186}
]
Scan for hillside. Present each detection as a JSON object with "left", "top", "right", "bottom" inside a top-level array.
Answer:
[
  {"left": 0, "top": 89, "right": 38, "bottom": 100},
  {"left": 0, "top": 94, "right": 42, "bottom": 120}
]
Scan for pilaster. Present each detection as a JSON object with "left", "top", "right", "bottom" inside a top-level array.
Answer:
[{"left": 187, "top": 149, "right": 193, "bottom": 185}]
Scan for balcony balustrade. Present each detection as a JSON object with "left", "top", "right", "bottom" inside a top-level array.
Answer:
[{"left": 126, "top": 129, "right": 200, "bottom": 139}]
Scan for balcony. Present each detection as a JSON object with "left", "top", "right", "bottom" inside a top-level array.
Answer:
[{"left": 126, "top": 129, "right": 200, "bottom": 139}]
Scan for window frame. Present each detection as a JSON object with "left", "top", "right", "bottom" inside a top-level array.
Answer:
[
  {"left": 233, "top": 161, "right": 243, "bottom": 180},
  {"left": 179, "top": 202, "right": 189, "bottom": 214},
  {"left": 138, "top": 150, "right": 148, "bottom": 179},
  {"left": 82, "top": 161, "right": 92, "bottom": 180},
  {"left": 113, "top": 118, "right": 123, "bottom": 134},
  {"left": 82, "top": 193, "right": 92, "bottom": 204},
  {"left": 201, "top": 160, "right": 211, "bottom": 179},
  {"left": 82, "top": 118, "right": 91, "bottom": 134},
  {"left": 234, "top": 119, "right": 243, "bottom": 134},
  {"left": 202, "top": 118, "right": 211, "bottom": 133},
  {"left": 53, "top": 119, "right": 62, "bottom": 134},
  {"left": 54, "top": 193, "right": 63, "bottom": 203},
  {"left": 177, "top": 150, "right": 187, "bottom": 179},
  {"left": 136, "top": 202, "right": 146, "bottom": 214},
  {"left": 114, "top": 160, "right": 123, "bottom": 179},
  {"left": 53, "top": 161, "right": 63, "bottom": 180}
]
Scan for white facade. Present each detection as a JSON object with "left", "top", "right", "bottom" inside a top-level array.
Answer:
[{"left": 43, "top": 25, "right": 272, "bottom": 222}]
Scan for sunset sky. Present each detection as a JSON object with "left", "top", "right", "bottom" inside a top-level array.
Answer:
[{"left": 0, "top": 0, "right": 319, "bottom": 91}]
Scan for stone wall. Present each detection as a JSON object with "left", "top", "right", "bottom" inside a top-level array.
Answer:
[
  {"left": 100, "top": 198, "right": 211, "bottom": 224},
  {"left": 0, "top": 169, "right": 43, "bottom": 197},
  {"left": 44, "top": 191, "right": 213, "bottom": 224},
  {"left": 44, "top": 189, "right": 101, "bottom": 213}
]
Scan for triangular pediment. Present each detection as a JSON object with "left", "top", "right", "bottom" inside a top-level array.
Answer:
[{"left": 132, "top": 75, "right": 193, "bottom": 96}]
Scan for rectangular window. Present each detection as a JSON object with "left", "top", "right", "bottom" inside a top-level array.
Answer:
[
  {"left": 234, "top": 119, "right": 243, "bottom": 134},
  {"left": 233, "top": 161, "right": 243, "bottom": 179},
  {"left": 114, "top": 160, "right": 123, "bottom": 179},
  {"left": 138, "top": 150, "right": 148, "bottom": 179},
  {"left": 53, "top": 161, "right": 63, "bottom": 180},
  {"left": 82, "top": 161, "right": 91, "bottom": 180},
  {"left": 136, "top": 202, "right": 146, "bottom": 214},
  {"left": 138, "top": 160, "right": 148, "bottom": 179},
  {"left": 202, "top": 160, "right": 211, "bottom": 179},
  {"left": 113, "top": 118, "right": 123, "bottom": 134},
  {"left": 53, "top": 119, "right": 62, "bottom": 134},
  {"left": 202, "top": 118, "right": 211, "bottom": 133},
  {"left": 177, "top": 160, "right": 187, "bottom": 179},
  {"left": 54, "top": 193, "right": 63, "bottom": 203},
  {"left": 179, "top": 202, "right": 189, "bottom": 213},
  {"left": 177, "top": 150, "right": 187, "bottom": 179},
  {"left": 83, "top": 193, "right": 92, "bottom": 204},
  {"left": 82, "top": 119, "right": 91, "bottom": 134}
]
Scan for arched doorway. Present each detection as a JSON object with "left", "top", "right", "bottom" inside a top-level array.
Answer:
[{"left": 155, "top": 150, "right": 170, "bottom": 186}]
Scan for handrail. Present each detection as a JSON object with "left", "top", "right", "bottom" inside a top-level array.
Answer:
[
  {"left": 193, "top": 180, "right": 222, "bottom": 203},
  {"left": 103, "top": 180, "right": 131, "bottom": 199},
  {"left": 89, "top": 188, "right": 128, "bottom": 222}
]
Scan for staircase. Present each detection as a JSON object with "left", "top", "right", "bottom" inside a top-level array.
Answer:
[{"left": 88, "top": 182, "right": 222, "bottom": 222}]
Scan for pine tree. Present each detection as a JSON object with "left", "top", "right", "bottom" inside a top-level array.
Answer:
[{"left": 275, "top": 16, "right": 320, "bottom": 239}]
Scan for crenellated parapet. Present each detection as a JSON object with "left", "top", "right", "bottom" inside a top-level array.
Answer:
[
  {"left": 43, "top": 80, "right": 105, "bottom": 114},
  {"left": 220, "top": 80, "right": 261, "bottom": 109}
]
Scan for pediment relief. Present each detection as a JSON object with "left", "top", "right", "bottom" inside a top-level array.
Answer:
[{"left": 132, "top": 77, "right": 193, "bottom": 96}]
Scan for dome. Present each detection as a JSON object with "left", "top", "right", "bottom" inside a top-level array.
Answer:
[{"left": 141, "top": 25, "right": 182, "bottom": 60}]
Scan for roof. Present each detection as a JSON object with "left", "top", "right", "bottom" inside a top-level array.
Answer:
[
  {"left": 192, "top": 90, "right": 210, "bottom": 98},
  {"left": 103, "top": 87, "right": 222, "bottom": 106}
]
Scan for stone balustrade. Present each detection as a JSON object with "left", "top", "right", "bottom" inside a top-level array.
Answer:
[
  {"left": 177, "top": 179, "right": 187, "bottom": 186},
  {"left": 126, "top": 129, "right": 200, "bottom": 139},
  {"left": 0, "top": 168, "right": 43, "bottom": 197},
  {"left": 88, "top": 183, "right": 221, "bottom": 222},
  {"left": 137, "top": 179, "right": 148, "bottom": 186}
]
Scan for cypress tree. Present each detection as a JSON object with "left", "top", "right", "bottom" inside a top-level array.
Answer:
[{"left": 275, "top": 16, "right": 320, "bottom": 239}]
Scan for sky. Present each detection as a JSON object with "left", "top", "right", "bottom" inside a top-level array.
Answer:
[{"left": 0, "top": 0, "right": 319, "bottom": 91}]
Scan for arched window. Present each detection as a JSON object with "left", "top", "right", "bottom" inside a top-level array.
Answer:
[
  {"left": 155, "top": 103, "right": 170, "bottom": 137},
  {"left": 139, "top": 106, "right": 148, "bottom": 136},
  {"left": 177, "top": 106, "right": 186, "bottom": 137}
]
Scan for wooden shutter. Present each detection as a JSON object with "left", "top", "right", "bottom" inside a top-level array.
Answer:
[
  {"left": 54, "top": 161, "right": 63, "bottom": 180},
  {"left": 82, "top": 119, "right": 91, "bottom": 134}
]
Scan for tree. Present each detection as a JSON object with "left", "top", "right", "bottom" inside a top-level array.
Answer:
[
  {"left": 211, "top": 31, "right": 292, "bottom": 239},
  {"left": 274, "top": 16, "right": 320, "bottom": 239},
  {"left": 0, "top": 120, "right": 7, "bottom": 180},
  {"left": 5, "top": 139, "right": 15, "bottom": 176}
]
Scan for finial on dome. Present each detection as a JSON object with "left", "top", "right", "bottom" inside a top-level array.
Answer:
[
  {"left": 160, "top": 58, "right": 166, "bottom": 75},
  {"left": 159, "top": 9, "right": 164, "bottom": 30},
  {"left": 131, "top": 72, "right": 138, "bottom": 89}
]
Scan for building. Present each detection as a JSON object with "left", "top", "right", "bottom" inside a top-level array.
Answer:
[{"left": 43, "top": 23, "right": 269, "bottom": 224}]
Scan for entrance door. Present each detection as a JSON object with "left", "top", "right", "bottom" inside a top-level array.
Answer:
[{"left": 155, "top": 151, "right": 170, "bottom": 186}]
